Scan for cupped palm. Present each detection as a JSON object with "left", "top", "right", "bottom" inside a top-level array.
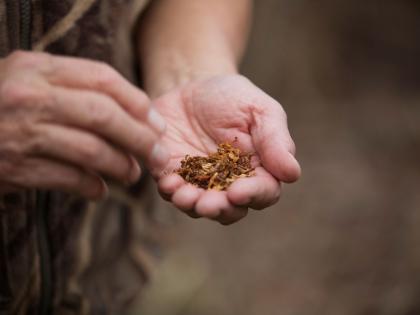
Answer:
[{"left": 153, "top": 75, "right": 300, "bottom": 224}]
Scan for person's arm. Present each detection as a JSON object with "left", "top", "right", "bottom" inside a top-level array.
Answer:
[
  {"left": 137, "top": 0, "right": 253, "bottom": 97},
  {"left": 136, "top": 0, "right": 300, "bottom": 225}
]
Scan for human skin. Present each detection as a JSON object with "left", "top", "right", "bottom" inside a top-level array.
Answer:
[
  {"left": 0, "top": 51, "right": 169, "bottom": 199},
  {"left": 0, "top": 1, "right": 300, "bottom": 225},
  {"left": 138, "top": 0, "right": 301, "bottom": 224}
]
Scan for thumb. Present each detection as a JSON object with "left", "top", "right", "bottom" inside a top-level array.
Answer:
[{"left": 251, "top": 102, "right": 301, "bottom": 183}]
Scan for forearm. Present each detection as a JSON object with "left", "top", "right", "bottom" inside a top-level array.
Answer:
[{"left": 137, "top": 0, "right": 253, "bottom": 97}]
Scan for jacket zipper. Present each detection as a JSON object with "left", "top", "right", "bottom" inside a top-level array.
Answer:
[
  {"left": 19, "top": 1, "right": 53, "bottom": 314},
  {"left": 19, "top": 0, "right": 31, "bottom": 50},
  {"left": 35, "top": 191, "right": 52, "bottom": 315}
]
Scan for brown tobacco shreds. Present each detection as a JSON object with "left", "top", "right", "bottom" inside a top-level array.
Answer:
[{"left": 176, "top": 141, "right": 254, "bottom": 190}]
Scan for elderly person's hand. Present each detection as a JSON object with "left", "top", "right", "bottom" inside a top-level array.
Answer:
[
  {"left": 154, "top": 75, "right": 301, "bottom": 225},
  {"left": 0, "top": 51, "right": 168, "bottom": 199}
]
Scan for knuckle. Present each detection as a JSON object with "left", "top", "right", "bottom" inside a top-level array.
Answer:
[
  {"left": 7, "top": 50, "right": 30, "bottom": 65},
  {"left": 35, "top": 90, "right": 55, "bottom": 119},
  {"left": 80, "top": 140, "right": 102, "bottom": 161},
  {"left": 6, "top": 50, "right": 46, "bottom": 69},
  {"left": 87, "top": 100, "right": 114, "bottom": 127},
  {"left": 0, "top": 80, "right": 49, "bottom": 107},
  {"left": 0, "top": 80, "right": 29, "bottom": 105},
  {"left": 93, "top": 62, "right": 119, "bottom": 88},
  {"left": 26, "top": 132, "right": 47, "bottom": 155},
  {"left": 19, "top": 122, "right": 38, "bottom": 143},
  {"left": 0, "top": 83, "right": 52, "bottom": 128}
]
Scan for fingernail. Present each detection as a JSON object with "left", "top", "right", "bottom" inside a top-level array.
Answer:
[
  {"left": 287, "top": 153, "right": 302, "bottom": 181},
  {"left": 148, "top": 108, "right": 166, "bottom": 133},
  {"left": 97, "top": 178, "right": 109, "bottom": 200},
  {"left": 289, "top": 153, "right": 300, "bottom": 168},
  {"left": 150, "top": 143, "right": 170, "bottom": 168},
  {"left": 128, "top": 155, "right": 141, "bottom": 183}
]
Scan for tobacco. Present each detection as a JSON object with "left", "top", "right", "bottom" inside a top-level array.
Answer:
[{"left": 176, "top": 140, "right": 254, "bottom": 190}]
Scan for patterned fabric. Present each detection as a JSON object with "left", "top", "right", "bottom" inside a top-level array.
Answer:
[{"left": 0, "top": 1, "right": 161, "bottom": 314}]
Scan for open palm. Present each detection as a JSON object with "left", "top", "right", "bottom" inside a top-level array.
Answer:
[{"left": 153, "top": 75, "right": 300, "bottom": 224}]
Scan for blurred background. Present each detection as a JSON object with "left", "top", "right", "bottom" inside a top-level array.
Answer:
[{"left": 133, "top": 1, "right": 420, "bottom": 314}]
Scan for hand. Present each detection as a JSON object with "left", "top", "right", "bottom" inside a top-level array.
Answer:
[
  {"left": 153, "top": 74, "right": 301, "bottom": 225},
  {"left": 0, "top": 51, "right": 168, "bottom": 199}
]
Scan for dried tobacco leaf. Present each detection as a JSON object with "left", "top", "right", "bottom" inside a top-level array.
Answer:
[{"left": 176, "top": 140, "right": 254, "bottom": 190}]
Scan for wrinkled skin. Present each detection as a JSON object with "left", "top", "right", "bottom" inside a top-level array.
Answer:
[
  {"left": 154, "top": 75, "right": 301, "bottom": 225},
  {"left": 0, "top": 52, "right": 299, "bottom": 225},
  {"left": 0, "top": 51, "right": 168, "bottom": 199}
]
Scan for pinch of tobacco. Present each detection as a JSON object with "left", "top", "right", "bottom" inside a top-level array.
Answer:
[{"left": 176, "top": 142, "right": 254, "bottom": 190}]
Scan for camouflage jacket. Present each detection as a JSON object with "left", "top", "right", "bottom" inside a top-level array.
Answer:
[{"left": 0, "top": 1, "right": 161, "bottom": 314}]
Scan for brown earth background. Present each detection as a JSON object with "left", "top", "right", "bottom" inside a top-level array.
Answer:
[{"left": 132, "top": 1, "right": 420, "bottom": 314}]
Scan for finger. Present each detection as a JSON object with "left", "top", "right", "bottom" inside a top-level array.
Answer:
[
  {"left": 184, "top": 210, "right": 201, "bottom": 219},
  {"left": 8, "top": 158, "right": 107, "bottom": 200},
  {"left": 216, "top": 207, "right": 248, "bottom": 226},
  {"left": 31, "top": 124, "right": 141, "bottom": 184},
  {"left": 150, "top": 157, "right": 182, "bottom": 180},
  {"left": 158, "top": 173, "right": 185, "bottom": 201},
  {"left": 227, "top": 167, "right": 281, "bottom": 210},
  {"left": 48, "top": 87, "right": 169, "bottom": 168},
  {"left": 44, "top": 55, "right": 166, "bottom": 133},
  {"left": 128, "top": 155, "right": 142, "bottom": 182},
  {"left": 251, "top": 102, "right": 301, "bottom": 182},
  {"left": 171, "top": 184, "right": 203, "bottom": 212},
  {"left": 195, "top": 190, "right": 248, "bottom": 224}
]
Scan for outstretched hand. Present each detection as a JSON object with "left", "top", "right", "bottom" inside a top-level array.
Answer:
[{"left": 152, "top": 75, "right": 301, "bottom": 225}]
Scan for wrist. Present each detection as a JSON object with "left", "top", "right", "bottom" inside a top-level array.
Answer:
[{"left": 142, "top": 50, "right": 238, "bottom": 98}]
